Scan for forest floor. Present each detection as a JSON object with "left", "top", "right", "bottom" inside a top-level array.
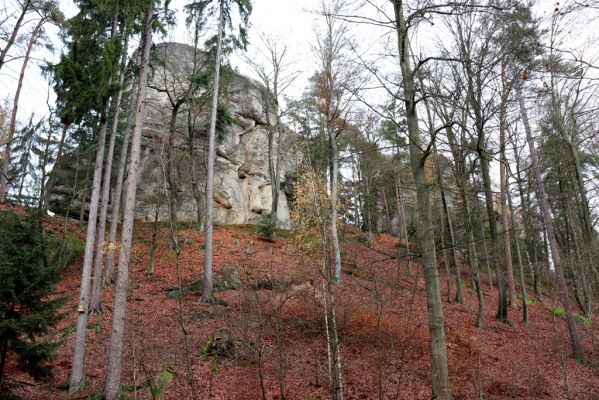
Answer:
[{"left": 5, "top": 213, "right": 599, "bottom": 400}]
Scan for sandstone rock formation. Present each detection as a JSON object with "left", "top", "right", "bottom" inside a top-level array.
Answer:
[{"left": 47, "top": 42, "right": 299, "bottom": 227}]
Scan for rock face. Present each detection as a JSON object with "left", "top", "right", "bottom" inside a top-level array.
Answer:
[{"left": 47, "top": 42, "right": 299, "bottom": 227}]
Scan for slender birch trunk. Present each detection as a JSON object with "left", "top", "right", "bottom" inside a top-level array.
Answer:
[
  {"left": 329, "top": 130, "right": 342, "bottom": 284},
  {"left": 202, "top": 0, "right": 225, "bottom": 303},
  {"left": 104, "top": 5, "right": 153, "bottom": 398}
]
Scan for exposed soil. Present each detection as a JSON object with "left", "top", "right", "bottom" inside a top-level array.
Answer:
[{"left": 5, "top": 217, "right": 599, "bottom": 400}]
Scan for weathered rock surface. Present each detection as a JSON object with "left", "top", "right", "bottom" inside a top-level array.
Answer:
[{"left": 47, "top": 42, "right": 299, "bottom": 227}]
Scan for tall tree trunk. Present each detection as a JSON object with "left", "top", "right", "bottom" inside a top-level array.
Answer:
[
  {"left": 479, "top": 151, "right": 508, "bottom": 322},
  {"left": 395, "top": 167, "right": 412, "bottom": 275},
  {"left": 445, "top": 122, "right": 483, "bottom": 324},
  {"left": 69, "top": 115, "right": 110, "bottom": 393},
  {"left": 201, "top": 0, "right": 225, "bottom": 304},
  {"left": 91, "top": 37, "right": 129, "bottom": 313},
  {"left": 70, "top": 13, "right": 121, "bottom": 388},
  {"left": 513, "top": 141, "right": 541, "bottom": 296},
  {"left": 392, "top": 2, "right": 452, "bottom": 398},
  {"left": 166, "top": 103, "right": 182, "bottom": 245},
  {"left": 518, "top": 86, "right": 585, "bottom": 362},
  {"left": 0, "top": 0, "right": 31, "bottom": 72},
  {"left": 437, "top": 184, "right": 452, "bottom": 304},
  {"left": 506, "top": 174, "right": 528, "bottom": 323},
  {"left": 104, "top": 5, "right": 153, "bottom": 398},
  {"left": 477, "top": 201, "right": 494, "bottom": 290},
  {"left": 105, "top": 78, "right": 137, "bottom": 282},
  {"left": 329, "top": 129, "right": 342, "bottom": 284},
  {"left": 0, "top": 17, "right": 44, "bottom": 203},
  {"left": 79, "top": 153, "right": 93, "bottom": 228},
  {"left": 499, "top": 112, "right": 517, "bottom": 309},
  {"left": 551, "top": 106, "right": 595, "bottom": 243}
]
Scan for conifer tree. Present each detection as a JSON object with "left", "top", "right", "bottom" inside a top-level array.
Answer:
[
  {"left": 51, "top": 0, "right": 124, "bottom": 392},
  {"left": 0, "top": 211, "right": 66, "bottom": 393}
]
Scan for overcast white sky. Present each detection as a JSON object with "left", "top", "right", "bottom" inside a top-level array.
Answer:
[
  {"left": 1, "top": 0, "right": 339, "bottom": 121},
  {"left": 2, "top": 0, "right": 595, "bottom": 124}
]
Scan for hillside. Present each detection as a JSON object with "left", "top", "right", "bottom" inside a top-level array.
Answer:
[{"left": 5, "top": 219, "right": 599, "bottom": 400}]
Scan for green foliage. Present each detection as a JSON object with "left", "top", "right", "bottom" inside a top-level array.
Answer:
[
  {"left": 200, "top": 337, "right": 216, "bottom": 357},
  {"left": 149, "top": 364, "right": 176, "bottom": 398},
  {"left": 549, "top": 306, "right": 565, "bottom": 319},
  {"left": 575, "top": 314, "right": 592, "bottom": 328},
  {"left": 216, "top": 102, "right": 237, "bottom": 143},
  {"left": 45, "top": 233, "right": 85, "bottom": 270},
  {"left": 259, "top": 212, "right": 276, "bottom": 241},
  {"left": 0, "top": 211, "right": 68, "bottom": 387},
  {"left": 186, "top": 0, "right": 252, "bottom": 56}
]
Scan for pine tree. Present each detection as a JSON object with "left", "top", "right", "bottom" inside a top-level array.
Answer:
[{"left": 0, "top": 211, "right": 67, "bottom": 393}]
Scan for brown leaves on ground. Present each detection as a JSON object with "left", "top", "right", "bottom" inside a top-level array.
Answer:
[{"left": 5, "top": 220, "right": 599, "bottom": 399}]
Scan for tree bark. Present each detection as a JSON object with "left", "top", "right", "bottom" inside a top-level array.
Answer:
[
  {"left": 506, "top": 173, "right": 528, "bottom": 323},
  {"left": 105, "top": 78, "right": 137, "bottom": 282},
  {"left": 69, "top": 116, "right": 109, "bottom": 393},
  {"left": 91, "top": 36, "right": 128, "bottom": 313},
  {"left": 513, "top": 140, "right": 541, "bottom": 296},
  {"left": 392, "top": 2, "right": 452, "bottom": 398},
  {"left": 518, "top": 86, "right": 585, "bottom": 362},
  {"left": 104, "top": 4, "right": 153, "bottom": 398},
  {"left": 479, "top": 151, "right": 508, "bottom": 322},
  {"left": 329, "top": 130, "right": 342, "bottom": 284},
  {"left": 201, "top": 0, "right": 225, "bottom": 304},
  {"left": 445, "top": 122, "right": 483, "bottom": 325},
  {"left": 0, "top": 16, "right": 44, "bottom": 203},
  {"left": 0, "top": 0, "right": 31, "bottom": 72},
  {"left": 395, "top": 167, "right": 412, "bottom": 275}
]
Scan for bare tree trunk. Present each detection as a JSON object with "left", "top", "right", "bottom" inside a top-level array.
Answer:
[
  {"left": 90, "top": 37, "right": 129, "bottom": 313},
  {"left": 513, "top": 141, "right": 541, "bottom": 296},
  {"left": 105, "top": 78, "right": 137, "bottom": 282},
  {"left": 518, "top": 86, "right": 585, "bottom": 362},
  {"left": 104, "top": 5, "right": 153, "bottom": 398},
  {"left": 437, "top": 186, "right": 452, "bottom": 304},
  {"left": 395, "top": 169, "right": 412, "bottom": 275},
  {"left": 79, "top": 154, "right": 93, "bottom": 228},
  {"left": 69, "top": 8, "right": 120, "bottom": 384},
  {"left": 69, "top": 114, "right": 110, "bottom": 394},
  {"left": 445, "top": 121, "right": 483, "bottom": 325},
  {"left": 392, "top": 2, "right": 452, "bottom": 397},
  {"left": 479, "top": 152, "right": 508, "bottom": 323},
  {"left": 0, "top": 0, "right": 31, "bottom": 72},
  {"left": 0, "top": 17, "right": 44, "bottom": 203},
  {"left": 166, "top": 103, "right": 182, "bottom": 246},
  {"left": 507, "top": 174, "right": 528, "bottom": 323},
  {"left": 329, "top": 131, "right": 342, "bottom": 284},
  {"left": 477, "top": 201, "right": 493, "bottom": 290},
  {"left": 499, "top": 94, "right": 517, "bottom": 309},
  {"left": 148, "top": 200, "right": 160, "bottom": 275},
  {"left": 201, "top": 0, "right": 225, "bottom": 304}
]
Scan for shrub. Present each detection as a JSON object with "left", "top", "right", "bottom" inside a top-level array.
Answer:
[{"left": 549, "top": 306, "right": 565, "bottom": 319}]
